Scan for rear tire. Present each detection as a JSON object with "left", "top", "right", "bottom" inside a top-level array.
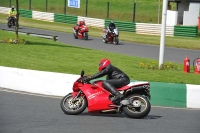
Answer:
[
  {"left": 123, "top": 94, "right": 151, "bottom": 119},
  {"left": 60, "top": 93, "right": 87, "bottom": 115}
]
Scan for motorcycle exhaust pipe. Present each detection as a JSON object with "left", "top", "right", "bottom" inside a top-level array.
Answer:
[
  {"left": 130, "top": 86, "right": 146, "bottom": 92},
  {"left": 109, "top": 104, "right": 121, "bottom": 108},
  {"left": 101, "top": 109, "right": 117, "bottom": 113}
]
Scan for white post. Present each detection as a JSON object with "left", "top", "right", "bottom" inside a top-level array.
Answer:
[{"left": 159, "top": 0, "right": 168, "bottom": 67}]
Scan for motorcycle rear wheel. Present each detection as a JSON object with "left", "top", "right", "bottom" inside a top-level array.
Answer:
[
  {"left": 123, "top": 94, "right": 151, "bottom": 119},
  {"left": 60, "top": 93, "right": 87, "bottom": 115}
]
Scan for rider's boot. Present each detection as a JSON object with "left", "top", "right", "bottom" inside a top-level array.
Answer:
[
  {"left": 112, "top": 91, "right": 124, "bottom": 103},
  {"left": 105, "top": 34, "right": 108, "bottom": 41},
  {"left": 104, "top": 82, "right": 124, "bottom": 103},
  {"left": 102, "top": 81, "right": 124, "bottom": 104}
]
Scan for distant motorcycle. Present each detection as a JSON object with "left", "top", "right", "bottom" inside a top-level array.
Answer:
[
  {"left": 102, "top": 28, "right": 119, "bottom": 45},
  {"left": 73, "top": 25, "right": 89, "bottom": 40},
  {"left": 7, "top": 14, "right": 16, "bottom": 28}
]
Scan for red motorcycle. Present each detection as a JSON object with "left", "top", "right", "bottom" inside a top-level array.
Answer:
[
  {"left": 73, "top": 25, "right": 89, "bottom": 40},
  {"left": 60, "top": 70, "right": 151, "bottom": 119}
]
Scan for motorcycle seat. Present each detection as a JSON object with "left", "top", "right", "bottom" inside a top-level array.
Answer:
[{"left": 116, "top": 81, "right": 149, "bottom": 91}]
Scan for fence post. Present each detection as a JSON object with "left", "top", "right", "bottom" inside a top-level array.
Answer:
[
  {"left": 9, "top": 0, "right": 11, "bottom": 7},
  {"left": 86, "top": 0, "right": 88, "bottom": 16},
  {"left": 29, "top": 0, "right": 31, "bottom": 10},
  {"left": 64, "top": 0, "right": 66, "bottom": 14},
  {"left": 133, "top": 2, "right": 136, "bottom": 22},
  {"left": 107, "top": 2, "right": 110, "bottom": 19},
  {"left": 158, "top": 0, "right": 161, "bottom": 24},
  {"left": 46, "top": 0, "right": 48, "bottom": 12}
]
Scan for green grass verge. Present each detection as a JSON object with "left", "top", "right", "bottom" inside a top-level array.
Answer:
[
  {"left": 0, "top": 13, "right": 200, "bottom": 50},
  {"left": 0, "top": 30, "right": 200, "bottom": 85}
]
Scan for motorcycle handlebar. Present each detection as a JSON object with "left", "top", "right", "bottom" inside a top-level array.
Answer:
[{"left": 80, "top": 76, "right": 91, "bottom": 84}]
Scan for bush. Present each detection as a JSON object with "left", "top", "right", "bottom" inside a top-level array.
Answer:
[{"left": 0, "top": 38, "right": 29, "bottom": 44}]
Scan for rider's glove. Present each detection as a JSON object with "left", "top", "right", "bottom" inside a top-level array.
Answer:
[{"left": 84, "top": 76, "right": 91, "bottom": 82}]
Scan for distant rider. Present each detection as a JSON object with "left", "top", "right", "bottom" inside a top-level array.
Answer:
[
  {"left": 8, "top": 6, "right": 17, "bottom": 26},
  {"left": 75, "top": 19, "right": 85, "bottom": 35},
  {"left": 105, "top": 20, "right": 116, "bottom": 39},
  {"left": 108, "top": 20, "right": 116, "bottom": 32}
]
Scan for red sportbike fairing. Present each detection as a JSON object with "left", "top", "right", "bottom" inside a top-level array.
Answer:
[
  {"left": 73, "top": 25, "right": 89, "bottom": 40},
  {"left": 60, "top": 70, "right": 151, "bottom": 119}
]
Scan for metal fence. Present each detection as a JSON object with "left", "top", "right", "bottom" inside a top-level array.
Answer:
[
  {"left": 1, "top": 6, "right": 198, "bottom": 37},
  {"left": 1, "top": 0, "right": 163, "bottom": 24}
]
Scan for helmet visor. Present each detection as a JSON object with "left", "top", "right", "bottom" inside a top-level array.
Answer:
[{"left": 99, "top": 62, "right": 103, "bottom": 66}]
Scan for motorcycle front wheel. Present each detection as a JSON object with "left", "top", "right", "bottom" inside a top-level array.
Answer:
[
  {"left": 7, "top": 22, "right": 12, "bottom": 28},
  {"left": 123, "top": 94, "right": 151, "bottom": 119},
  {"left": 84, "top": 32, "right": 88, "bottom": 40},
  {"left": 60, "top": 93, "right": 87, "bottom": 115},
  {"left": 113, "top": 36, "right": 119, "bottom": 45},
  {"left": 74, "top": 33, "right": 78, "bottom": 39}
]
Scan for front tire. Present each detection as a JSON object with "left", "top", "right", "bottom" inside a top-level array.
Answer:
[
  {"left": 123, "top": 94, "right": 151, "bottom": 119},
  {"left": 103, "top": 38, "right": 108, "bottom": 43},
  {"left": 84, "top": 32, "right": 88, "bottom": 40},
  {"left": 74, "top": 33, "right": 78, "bottom": 39},
  {"left": 7, "top": 22, "right": 12, "bottom": 28},
  {"left": 60, "top": 93, "right": 87, "bottom": 115},
  {"left": 113, "top": 36, "right": 119, "bottom": 45}
]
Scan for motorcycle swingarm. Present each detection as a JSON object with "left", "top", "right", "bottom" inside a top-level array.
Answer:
[
  {"left": 143, "top": 90, "right": 151, "bottom": 100},
  {"left": 120, "top": 100, "right": 130, "bottom": 105}
]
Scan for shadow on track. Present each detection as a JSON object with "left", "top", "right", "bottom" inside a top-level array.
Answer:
[
  {"left": 78, "top": 112, "right": 162, "bottom": 119},
  {"left": 102, "top": 42, "right": 124, "bottom": 45}
]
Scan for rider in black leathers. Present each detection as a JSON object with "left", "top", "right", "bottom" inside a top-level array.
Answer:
[
  {"left": 86, "top": 58, "right": 130, "bottom": 103},
  {"left": 105, "top": 20, "right": 116, "bottom": 39},
  {"left": 108, "top": 20, "right": 116, "bottom": 32}
]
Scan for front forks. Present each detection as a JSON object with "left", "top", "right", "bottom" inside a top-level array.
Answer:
[{"left": 71, "top": 91, "right": 82, "bottom": 103}]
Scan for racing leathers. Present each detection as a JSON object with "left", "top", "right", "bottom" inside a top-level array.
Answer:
[
  {"left": 105, "top": 23, "right": 116, "bottom": 40},
  {"left": 90, "top": 64, "right": 130, "bottom": 103}
]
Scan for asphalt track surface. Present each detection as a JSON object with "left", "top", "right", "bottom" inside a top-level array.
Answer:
[
  {"left": 0, "top": 23, "right": 199, "bottom": 64},
  {"left": 0, "top": 88, "right": 200, "bottom": 133},
  {"left": 1, "top": 24, "right": 200, "bottom": 133}
]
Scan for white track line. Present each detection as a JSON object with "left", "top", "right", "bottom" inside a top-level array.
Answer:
[{"left": 0, "top": 88, "right": 62, "bottom": 99}]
